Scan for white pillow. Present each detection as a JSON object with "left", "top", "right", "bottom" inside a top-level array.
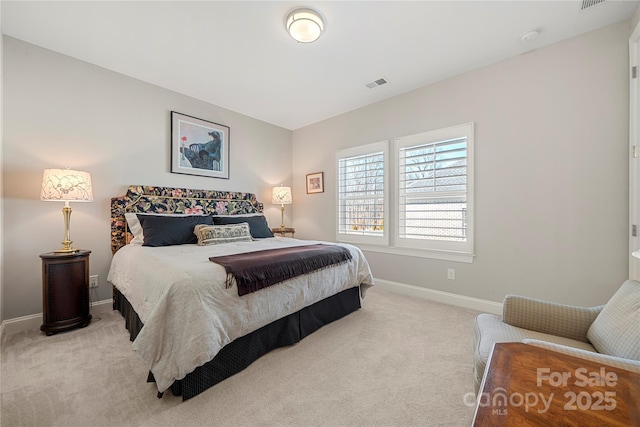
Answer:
[
  {"left": 587, "top": 280, "right": 640, "bottom": 360},
  {"left": 124, "top": 212, "right": 144, "bottom": 245},
  {"left": 124, "top": 212, "right": 208, "bottom": 246}
]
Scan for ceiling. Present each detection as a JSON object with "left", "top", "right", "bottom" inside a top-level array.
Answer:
[{"left": 2, "top": 1, "right": 638, "bottom": 130}]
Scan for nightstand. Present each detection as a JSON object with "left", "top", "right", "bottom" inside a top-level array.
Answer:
[
  {"left": 271, "top": 227, "right": 295, "bottom": 238},
  {"left": 39, "top": 250, "right": 92, "bottom": 335}
]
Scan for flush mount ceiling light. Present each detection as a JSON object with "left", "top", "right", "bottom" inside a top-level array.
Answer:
[{"left": 285, "top": 8, "right": 324, "bottom": 43}]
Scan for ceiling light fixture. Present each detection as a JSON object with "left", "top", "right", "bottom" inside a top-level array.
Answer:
[{"left": 285, "top": 8, "right": 324, "bottom": 43}]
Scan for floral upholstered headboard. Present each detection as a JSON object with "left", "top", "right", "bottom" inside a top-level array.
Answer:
[{"left": 110, "top": 185, "right": 264, "bottom": 253}]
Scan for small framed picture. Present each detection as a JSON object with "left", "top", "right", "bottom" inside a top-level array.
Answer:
[
  {"left": 306, "top": 172, "right": 324, "bottom": 194},
  {"left": 171, "top": 111, "right": 230, "bottom": 179}
]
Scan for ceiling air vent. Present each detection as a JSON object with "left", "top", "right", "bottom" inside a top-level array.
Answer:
[
  {"left": 581, "top": 0, "right": 605, "bottom": 10},
  {"left": 365, "top": 78, "right": 388, "bottom": 89}
]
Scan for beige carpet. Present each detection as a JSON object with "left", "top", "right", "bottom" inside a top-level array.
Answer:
[{"left": 1, "top": 288, "right": 479, "bottom": 427}]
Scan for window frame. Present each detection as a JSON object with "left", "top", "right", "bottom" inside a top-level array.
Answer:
[
  {"left": 335, "top": 140, "right": 389, "bottom": 246},
  {"left": 335, "top": 123, "right": 474, "bottom": 263},
  {"left": 393, "top": 123, "right": 474, "bottom": 258}
]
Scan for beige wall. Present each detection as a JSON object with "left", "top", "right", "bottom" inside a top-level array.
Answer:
[
  {"left": 292, "top": 21, "right": 631, "bottom": 306},
  {"left": 1, "top": 19, "right": 634, "bottom": 321},
  {"left": 2, "top": 37, "right": 292, "bottom": 321}
]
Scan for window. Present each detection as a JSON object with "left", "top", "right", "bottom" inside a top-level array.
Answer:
[
  {"left": 396, "top": 123, "right": 473, "bottom": 256},
  {"left": 336, "top": 123, "right": 474, "bottom": 262},
  {"left": 336, "top": 141, "right": 388, "bottom": 246}
]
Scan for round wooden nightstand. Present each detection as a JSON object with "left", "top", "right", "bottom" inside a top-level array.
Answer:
[{"left": 39, "top": 250, "right": 92, "bottom": 335}]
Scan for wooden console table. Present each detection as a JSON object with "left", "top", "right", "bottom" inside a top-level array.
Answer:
[{"left": 473, "top": 342, "right": 640, "bottom": 426}]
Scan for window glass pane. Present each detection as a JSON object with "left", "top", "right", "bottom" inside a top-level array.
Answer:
[
  {"left": 338, "top": 149, "right": 384, "bottom": 237},
  {"left": 399, "top": 137, "right": 467, "bottom": 195},
  {"left": 338, "top": 198, "right": 384, "bottom": 236},
  {"left": 338, "top": 152, "right": 384, "bottom": 197},
  {"left": 399, "top": 198, "right": 467, "bottom": 241},
  {"left": 399, "top": 134, "right": 468, "bottom": 242}
]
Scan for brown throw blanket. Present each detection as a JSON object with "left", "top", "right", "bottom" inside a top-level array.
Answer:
[{"left": 209, "top": 244, "right": 353, "bottom": 296}]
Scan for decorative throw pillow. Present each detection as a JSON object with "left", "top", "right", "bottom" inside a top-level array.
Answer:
[
  {"left": 137, "top": 214, "right": 214, "bottom": 247},
  {"left": 194, "top": 223, "right": 253, "bottom": 245},
  {"left": 124, "top": 212, "right": 145, "bottom": 245},
  {"left": 125, "top": 213, "right": 210, "bottom": 246},
  {"left": 212, "top": 214, "right": 274, "bottom": 239},
  {"left": 586, "top": 280, "right": 640, "bottom": 360}
]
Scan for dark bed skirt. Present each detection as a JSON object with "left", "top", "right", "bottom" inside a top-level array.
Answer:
[{"left": 113, "top": 286, "right": 361, "bottom": 400}]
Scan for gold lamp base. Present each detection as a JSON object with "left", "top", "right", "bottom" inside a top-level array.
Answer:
[
  {"left": 280, "top": 204, "right": 286, "bottom": 229},
  {"left": 53, "top": 204, "right": 78, "bottom": 253},
  {"left": 54, "top": 244, "right": 77, "bottom": 253}
]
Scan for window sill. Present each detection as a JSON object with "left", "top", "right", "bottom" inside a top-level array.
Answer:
[{"left": 342, "top": 243, "right": 475, "bottom": 263}]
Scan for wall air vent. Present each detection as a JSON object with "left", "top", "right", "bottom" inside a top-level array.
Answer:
[
  {"left": 365, "top": 77, "right": 388, "bottom": 89},
  {"left": 580, "top": 0, "right": 605, "bottom": 10}
]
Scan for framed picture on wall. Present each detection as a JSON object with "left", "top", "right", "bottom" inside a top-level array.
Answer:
[
  {"left": 171, "top": 111, "right": 230, "bottom": 179},
  {"left": 306, "top": 172, "right": 324, "bottom": 194}
]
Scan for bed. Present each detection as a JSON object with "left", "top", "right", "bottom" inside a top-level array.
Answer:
[{"left": 107, "top": 185, "right": 374, "bottom": 400}]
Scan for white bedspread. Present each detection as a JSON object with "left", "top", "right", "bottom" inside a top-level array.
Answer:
[{"left": 107, "top": 237, "right": 374, "bottom": 393}]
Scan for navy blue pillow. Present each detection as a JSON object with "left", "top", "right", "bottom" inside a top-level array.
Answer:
[
  {"left": 138, "top": 215, "right": 214, "bottom": 247},
  {"left": 212, "top": 215, "right": 274, "bottom": 238}
]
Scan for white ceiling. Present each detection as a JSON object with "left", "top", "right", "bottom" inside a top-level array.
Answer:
[{"left": 2, "top": 1, "right": 638, "bottom": 130}]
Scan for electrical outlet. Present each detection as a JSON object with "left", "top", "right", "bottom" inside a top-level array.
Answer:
[
  {"left": 447, "top": 269, "right": 455, "bottom": 280},
  {"left": 89, "top": 275, "right": 99, "bottom": 288}
]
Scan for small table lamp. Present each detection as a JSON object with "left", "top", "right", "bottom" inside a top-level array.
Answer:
[
  {"left": 41, "top": 168, "right": 93, "bottom": 253},
  {"left": 272, "top": 186, "right": 292, "bottom": 230}
]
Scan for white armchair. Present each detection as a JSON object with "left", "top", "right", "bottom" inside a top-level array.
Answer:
[{"left": 473, "top": 280, "right": 640, "bottom": 394}]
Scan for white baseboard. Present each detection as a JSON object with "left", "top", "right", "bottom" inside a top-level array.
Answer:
[
  {"left": 374, "top": 278, "right": 503, "bottom": 315},
  {"left": 0, "top": 299, "right": 113, "bottom": 338},
  {"left": 2, "top": 283, "right": 501, "bottom": 337}
]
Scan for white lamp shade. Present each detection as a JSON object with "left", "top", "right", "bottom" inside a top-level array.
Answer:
[
  {"left": 286, "top": 8, "right": 324, "bottom": 43},
  {"left": 272, "top": 186, "right": 292, "bottom": 205},
  {"left": 41, "top": 169, "right": 93, "bottom": 202}
]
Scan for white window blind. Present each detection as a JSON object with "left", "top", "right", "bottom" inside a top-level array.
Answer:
[
  {"left": 337, "top": 141, "right": 388, "bottom": 245},
  {"left": 399, "top": 137, "right": 467, "bottom": 240},
  {"left": 396, "top": 123, "right": 474, "bottom": 255}
]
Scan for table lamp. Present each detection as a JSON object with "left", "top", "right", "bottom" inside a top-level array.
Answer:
[
  {"left": 41, "top": 168, "right": 93, "bottom": 253},
  {"left": 272, "top": 186, "right": 292, "bottom": 230}
]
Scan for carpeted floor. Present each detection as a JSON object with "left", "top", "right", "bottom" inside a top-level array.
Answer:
[{"left": 1, "top": 287, "right": 480, "bottom": 427}]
